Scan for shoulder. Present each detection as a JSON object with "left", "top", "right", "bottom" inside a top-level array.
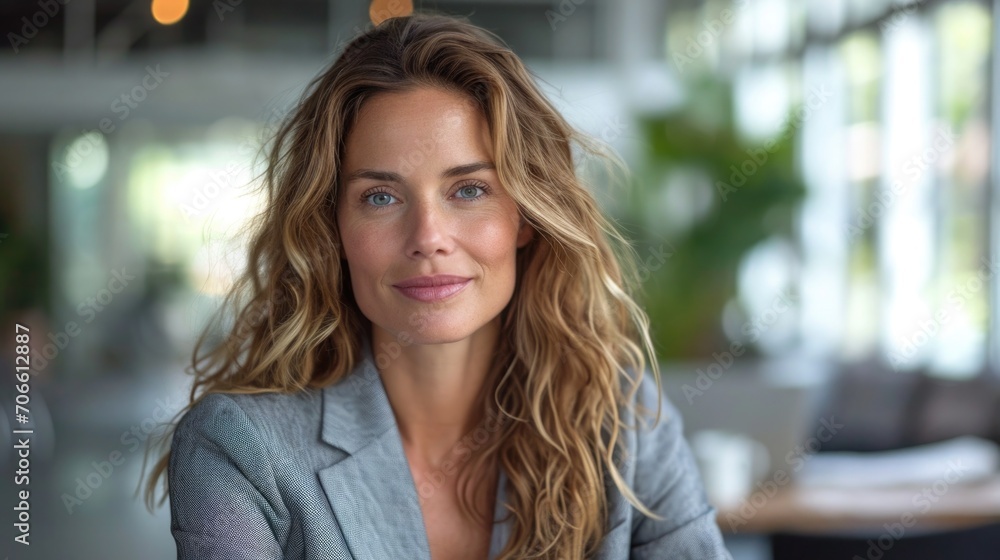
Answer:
[
  {"left": 171, "top": 388, "right": 323, "bottom": 463},
  {"left": 617, "top": 366, "right": 700, "bottom": 515},
  {"left": 175, "top": 387, "right": 321, "bottom": 431},
  {"left": 618, "top": 369, "right": 733, "bottom": 558},
  {"left": 167, "top": 392, "right": 302, "bottom": 557}
]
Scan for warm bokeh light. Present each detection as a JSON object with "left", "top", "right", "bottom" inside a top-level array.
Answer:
[
  {"left": 151, "top": 0, "right": 188, "bottom": 25},
  {"left": 369, "top": 0, "right": 413, "bottom": 26}
]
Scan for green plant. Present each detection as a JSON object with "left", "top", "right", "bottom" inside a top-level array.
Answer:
[
  {"left": 0, "top": 223, "right": 49, "bottom": 317},
  {"left": 623, "top": 76, "right": 806, "bottom": 361}
]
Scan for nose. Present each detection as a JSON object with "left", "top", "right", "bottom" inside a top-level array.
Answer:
[{"left": 404, "top": 195, "right": 455, "bottom": 259}]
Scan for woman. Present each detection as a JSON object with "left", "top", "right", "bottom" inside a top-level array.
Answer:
[{"left": 144, "top": 12, "right": 732, "bottom": 560}]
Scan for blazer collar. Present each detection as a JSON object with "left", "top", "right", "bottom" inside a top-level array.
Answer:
[
  {"left": 318, "top": 334, "right": 513, "bottom": 559},
  {"left": 320, "top": 334, "right": 395, "bottom": 454}
]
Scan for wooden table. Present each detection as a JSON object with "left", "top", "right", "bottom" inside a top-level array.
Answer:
[{"left": 716, "top": 474, "right": 1000, "bottom": 535}]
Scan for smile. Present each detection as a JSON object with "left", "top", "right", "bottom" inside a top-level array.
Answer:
[{"left": 393, "top": 279, "right": 472, "bottom": 302}]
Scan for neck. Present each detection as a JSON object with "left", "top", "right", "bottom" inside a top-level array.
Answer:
[{"left": 372, "top": 317, "right": 501, "bottom": 470}]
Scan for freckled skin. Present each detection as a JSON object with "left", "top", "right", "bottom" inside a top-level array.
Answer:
[{"left": 336, "top": 86, "right": 534, "bottom": 344}]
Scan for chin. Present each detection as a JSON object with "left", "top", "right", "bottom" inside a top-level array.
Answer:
[
  {"left": 398, "top": 322, "right": 477, "bottom": 345},
  {"left": 373, "top": 311, "right": 492, "bottom": 347}
]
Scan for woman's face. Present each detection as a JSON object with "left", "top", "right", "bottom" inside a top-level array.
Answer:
[{"left": 336, "top": 86, "right": 533, "bottom": 344}]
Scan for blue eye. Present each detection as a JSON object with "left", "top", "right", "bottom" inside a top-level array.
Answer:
[
  {"left": 455, "top": 182, "right": 490, "bottom": 199},
  {"left": 364, "top": 191, "right": 396, "bottom": 208},
  {"left": 361, "top": 191, "right": 395, "bottom": 210}
]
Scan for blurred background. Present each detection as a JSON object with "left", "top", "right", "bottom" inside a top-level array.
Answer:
[{"left": 2, "top": 0, "right": 1000, "bottom": 558}]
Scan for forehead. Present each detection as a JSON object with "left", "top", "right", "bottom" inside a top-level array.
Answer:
[{"left": 342, "top": 86, "right": 493, "bottom": 171}]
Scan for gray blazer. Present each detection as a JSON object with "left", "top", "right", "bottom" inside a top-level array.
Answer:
[{"left": 168, "top": 335, "right": 733, "bottom": 559}]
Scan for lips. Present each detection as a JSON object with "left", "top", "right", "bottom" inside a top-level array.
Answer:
[{"left": 393, "top": 275, "right": 472, "bottom": 302}]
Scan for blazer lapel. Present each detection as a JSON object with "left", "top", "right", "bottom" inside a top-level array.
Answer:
[
  {"left": 317, "top": 334, "right": 515, "bottom": 559},
  {"left": 317, "top": 336, "right": 432, "bottom": 560}
]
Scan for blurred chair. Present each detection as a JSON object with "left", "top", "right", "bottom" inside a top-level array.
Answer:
[
  {"left": 806, "top": 357, "right": 924, "bottom": 452},
  {"left": 903, "top": 369, "right": 1000, "bottom": 448},
  {"left": 809, "top": 359, "right": 1000, "bottom": 452}
]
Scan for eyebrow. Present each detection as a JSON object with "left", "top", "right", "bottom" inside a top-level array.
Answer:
[{"left": 343, "top": 161, "right": 495, "bottom": 185}]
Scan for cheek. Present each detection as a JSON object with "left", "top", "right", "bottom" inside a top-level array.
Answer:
[
  {"left": 340, "top": 221, "right": 389, "bottom": 276},
  {"left": 464, "top": 211, "right": 521, "bottom": 267}
]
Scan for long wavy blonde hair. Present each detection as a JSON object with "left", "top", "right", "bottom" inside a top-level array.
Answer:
[{"left": 142, "top": 12, "right": 665, "bottom": 559}]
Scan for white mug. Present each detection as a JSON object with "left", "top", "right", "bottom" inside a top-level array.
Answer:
[{"left": 690, "top": 429, "right": 771, "bottom": 508}]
